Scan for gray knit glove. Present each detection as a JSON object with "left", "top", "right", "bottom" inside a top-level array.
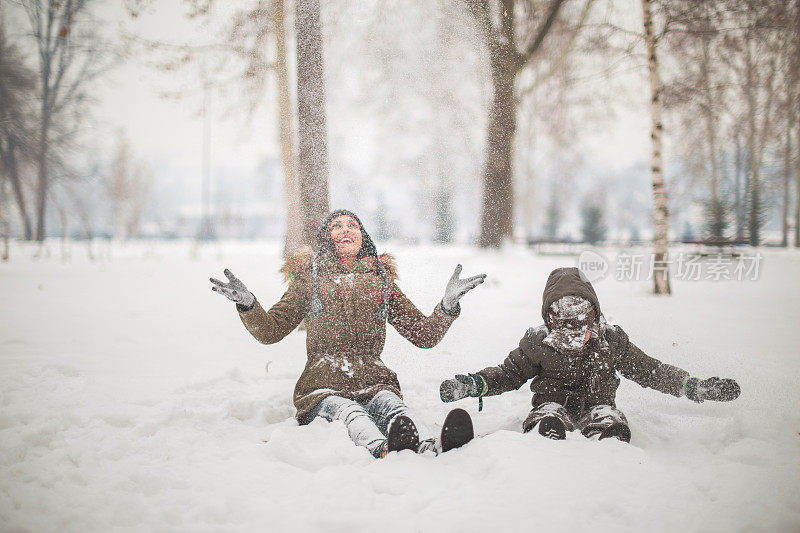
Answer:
[
  {"left": 442, "top": 265, "right": 486, "bottom": 315},
  {"left": 685, "top": 377, "right": 741, "bottom": 403},
  {"left": 440, "top": 374, "right": 486, "bottom": 403},
  {"left": 210, "top": 269, "right": 255, "bottom": 310}
]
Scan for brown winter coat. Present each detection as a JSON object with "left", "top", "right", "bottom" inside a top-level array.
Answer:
[
  {"left": 238, "top": 249, "right": 459, "bottom": 420},
  {"left": 477, "top": 267, "right": 688, "bottom": 422}
]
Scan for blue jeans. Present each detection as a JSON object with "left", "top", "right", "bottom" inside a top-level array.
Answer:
[{"left": 307, "top": 391, "right": 412, "bottom": 457}]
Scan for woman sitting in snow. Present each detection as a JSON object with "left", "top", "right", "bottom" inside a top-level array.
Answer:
[
  {"left": 210, "top": 209, "right": 485, "bottom": 457},
  {"left": 440, "top": 267, "right": 740, "bottom": 442}
]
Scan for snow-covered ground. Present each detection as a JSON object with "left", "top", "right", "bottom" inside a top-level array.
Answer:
[{"left": 1, "top": 240, "right": 799, "bottom": 532}]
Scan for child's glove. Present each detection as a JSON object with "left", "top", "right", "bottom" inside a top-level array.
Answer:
[
  {"left": 685, "top": 377, "right": 741, "bottom": 403},
  {"left": 440, "top": 374, "right": 486, "bottom": 403},
  {"left": 210, "top": 269, "right": 256, "bottom": 310}
]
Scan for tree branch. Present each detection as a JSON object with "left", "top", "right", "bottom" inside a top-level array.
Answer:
[
  {"left": 464, "top": 0, "right": 499, "bottom": 52},
  {"left": 517, "top": 0, "right": 566, "bottom": 69},
  {"left": 519, "top": 0, "right": 595, "bottom": 99}
]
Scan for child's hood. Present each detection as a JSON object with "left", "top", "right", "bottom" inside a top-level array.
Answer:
[{"left": 541, "top": 267, "right": 602, "bottom": 327}]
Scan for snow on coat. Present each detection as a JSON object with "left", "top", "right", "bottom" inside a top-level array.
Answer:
[{"left": 238, "top": 249, "right": 459, "bottom": 421}]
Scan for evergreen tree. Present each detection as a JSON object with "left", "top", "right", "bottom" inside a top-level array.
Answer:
[{"left": 581, "top": 199, "right": 606, "bottom": 245}]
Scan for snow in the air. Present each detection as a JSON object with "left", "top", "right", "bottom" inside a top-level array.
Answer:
[{"left": 1, "top": 241, "right": 799, "bottom": 532}]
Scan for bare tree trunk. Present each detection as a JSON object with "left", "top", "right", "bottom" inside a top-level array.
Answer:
[
  {"left": 795, "top": 0, "right": 800, "bottom": 248},
  {"left": 75, "top": 201, "right": 95, "bottom": 261},
  {"left": 735, "top": 132, "right": 750, "bottom": 242},
  {"left": 745, "top": 42, "right": 760, "bottom": 246},
  {"left": 35, "top": 107, "right": 50, "bottom": 242},
  {"left": 479, "top": 56, "right": 516, "bottom": 247},
  {"left": 111, "top": 134, "right": 129, "bottom": 241},
  {"left": 1, "top": 223, "right": 8, "bottom": 261},
  {"left": 34, "top": 3, "right": 53, "bottom": 243},
  {"left": 476, "top": 0, "right": 517, "bottom": 248},
  {"left": 734, "top": 134, "right": 745, "bottom": 241},
  {"left": 796, "top": 117, "right": 800, "bottom": 247},
  {"left": 522, "top": 115, "right": 537, "bottom": 242},
  {"left": 744, "top": 43, "right": 777, "bottom": 247},
  {"left": 274, "top": 0, "right": 303, "bottom": 258},
  {"left": 700, "top": 35, "right": 720, "bottom": 207},
  {"left": 0, "top": 169, "right": 9, "bottom": 261},
  {"left": 782, "top": 126, "right": 791, "bottom": 247},
  {"left": 3, "top": 142, "right": 33, "bottom": 239},
  {"left": 699, "top": 30, "right": 724, "bottom": 242},
  {"left": 295, "top": 0, "right": 330, "bottom": 247},
  {"left": 57, "top": 200, "right": 69, "bottom": 262},
  {"left": 642, "top": 0, "right": 670, "bottom": 294}
]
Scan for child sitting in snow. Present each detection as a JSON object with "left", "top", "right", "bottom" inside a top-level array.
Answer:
[{"left": 439, "top": 267, "right": 740, "bottom": 441}]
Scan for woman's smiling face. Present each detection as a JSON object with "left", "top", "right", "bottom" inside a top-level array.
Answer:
[{"left": 330, "top": 215, "right": 363, "bottom": 260}]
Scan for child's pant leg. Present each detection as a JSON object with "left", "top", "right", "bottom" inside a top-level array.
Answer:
[
  {"left": 522, "top": 402, "right": 577, "bottom": 433},
  {"left": 309, "top": 395, "right": 386, "bottom": 456},
  {"left": 576, "top": 405, "right": 629, "bottom": 437}
]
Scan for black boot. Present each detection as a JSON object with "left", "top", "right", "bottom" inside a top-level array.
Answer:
[
  {"left": 440, "top": 408, "right": 474, "bottom": 452},
  {"left": 598, "top": 422, "right": 631, "bottom": 443},
  {"left": 387, "top": 415, "right": 420, "bottom": 453},
  {"left": 537, "top": 416, "right": 567, "bottom": 440}
]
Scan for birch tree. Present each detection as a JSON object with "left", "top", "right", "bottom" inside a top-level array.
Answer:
[{"left": 642, "top": 0, "right": 670, "bottom": 294}]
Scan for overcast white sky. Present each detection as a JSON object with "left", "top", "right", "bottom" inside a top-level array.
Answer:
[
  {"left": 87, "top": 0, "right": 652, "bottom": 186},
  {"left": 92, "top": 1, "right": 277, "bottom": 171}
]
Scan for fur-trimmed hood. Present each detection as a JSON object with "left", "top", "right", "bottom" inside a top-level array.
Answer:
[{"left": 280, "top": 247, "right": 398, "bottom": 284}]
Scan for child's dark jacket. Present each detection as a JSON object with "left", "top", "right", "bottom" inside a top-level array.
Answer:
[{"left": 476, "top": 268, "right": 688, "bottom": 417}]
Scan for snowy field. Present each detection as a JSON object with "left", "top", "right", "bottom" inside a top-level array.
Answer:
[{"left": 1, "top": 240, "right": 799, "bottom": 532}]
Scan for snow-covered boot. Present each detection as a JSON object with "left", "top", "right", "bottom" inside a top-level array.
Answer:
[
  {"left": 440, "top": 408, "right": 474, "bottom": 452},
  {"left": 386, "top": 415, "right": 420, "bottom": 453},
  {"left": 579, "top": 405, "right": 630, "bottom": 442},
  {"left": 523, "top": 402, "right": 573, "bottom": 436},
  {"left": 598, "top": 422, "right": 631, "bottom": 443},
  {"left": 537, "top": 416, "right": 567, "bottom": 440}
]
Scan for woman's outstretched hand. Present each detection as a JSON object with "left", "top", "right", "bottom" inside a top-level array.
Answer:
[
  {"left": 210, "top": 269, "right": 255, "bottom": 309},
  {"left": 442, "top": 264, "right": 486, "bottom": 314}
]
